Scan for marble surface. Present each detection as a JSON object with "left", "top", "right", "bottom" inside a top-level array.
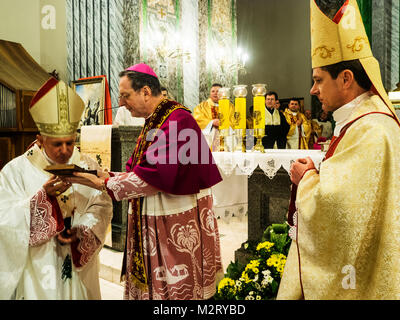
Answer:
[
  {"left": 122, "top": 0, "right": 141, "bottom": 68},
  {"left": 371, "top": 0, "right": 399, "bottom": 91},
  {"left": 182, "top": 0, "right": 200, "bottom": 110},
  {"left": 67, "top": 0, "right": 125, "bottom": 120},
  {"left": 67, "top": 0, "right": 238, "bottom": 115}
]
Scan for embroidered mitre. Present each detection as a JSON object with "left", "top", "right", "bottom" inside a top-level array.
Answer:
[
  {"left": 310, "top": 0, "right": 395, "bottom": 114},
  {"left": 29, "top": 77, "right": 85, "bottom": 137}
]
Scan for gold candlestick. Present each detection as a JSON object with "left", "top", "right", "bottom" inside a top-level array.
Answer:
[{"left": 252, "top": 84, "right": 267, "bottom": 153}]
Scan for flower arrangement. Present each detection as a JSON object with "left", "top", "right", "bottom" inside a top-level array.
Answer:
[{"left": 214, "top": 222, "right": 291, "bottom": 300}]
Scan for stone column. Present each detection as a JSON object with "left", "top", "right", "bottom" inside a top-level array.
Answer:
[
  {"left": 182, "top": 0, "right": 200, "bottom": 110},
  {"left": 371, "top": 0, "right": 400, "bottom": 91}
]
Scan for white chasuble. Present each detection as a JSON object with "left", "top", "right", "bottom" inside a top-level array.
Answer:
[
  {"left": 277, "top": 95, "right": 400, "bottom": 299},
  {"left": 0, "top": 144, "right": 113, "bottom": 300}
]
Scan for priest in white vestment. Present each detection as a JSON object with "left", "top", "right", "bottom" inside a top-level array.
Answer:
[
  {"left": 0, "top": 78, "right": 113, "bottom": 300},
  {"left": 114, "top": 106, "right": 145, "bottom": 126}
]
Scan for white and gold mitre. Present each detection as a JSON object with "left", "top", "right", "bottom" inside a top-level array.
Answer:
[
  {"left": 29, "top": 77, "right": 85, "bottom": 137},
  {"left": 311, "top": 0, "right": 394, "bottom": 111}
]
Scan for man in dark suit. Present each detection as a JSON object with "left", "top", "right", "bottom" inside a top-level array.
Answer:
[{"left": 262, "top": 91, "right": 290, "bottom": 149}]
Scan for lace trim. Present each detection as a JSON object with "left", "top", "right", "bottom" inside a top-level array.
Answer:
[
  {"left": 29, "top": 188, "right": 60, "bottom": 246},
  {"left": 212, "top": 150, "right": 325, "bottom": 179},
  {"left": 76, "top": 226, "right": 101, "bottom": 267},
  {"left": 288, "top": 211, "right": 298, "bottom": 241},
  {"left": 107, "top": 172, "right": 157, "bottom": 201}
]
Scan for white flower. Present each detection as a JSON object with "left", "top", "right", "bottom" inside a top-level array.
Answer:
[
  {"left": 249, "top": 291, "right": 254, "bottom": 295},
  {"left": 261, "top": 279, "right": 269, "bottom": 288},
  {"left": 266, "top": 275, "right": 274, "bottom": 284},
  {"left": 253, "top": 275, "right": 259, "bottom": 282},
  {"left": 245, "top": 295, "right": 255, "bottom": 300},
  {"left": 262, "top": 270, "right": 271, "bottom": 277},
  {"left": 256, "top": 295, "right": 262, "bottom": 300}
]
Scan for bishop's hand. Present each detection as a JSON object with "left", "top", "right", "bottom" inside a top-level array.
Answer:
[
  {"left": 65, "top": 172, "right": 105, "bottom": 191},
  {"left": 57, "top": 228, "right": 78, "bottom": 245},
  {"left": 43, "top": 175, "right": 72, "bottom": 197},
  {"left": 290, "top": 157, "right": 316, "bottom": 185}
]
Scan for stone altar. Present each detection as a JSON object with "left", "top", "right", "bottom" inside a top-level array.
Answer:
[
  {"left": 234, "top": 167, "right": 291, "bottom": 265},
  {"left": 107, "top": 125, "right": 142, "bottom": 252},
  {"left": 211, "top": 150, "right": 325, "bottom": 266}
]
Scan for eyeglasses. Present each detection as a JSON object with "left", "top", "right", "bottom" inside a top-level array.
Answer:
[{"left": 119, "top": 93, "right": 130, "bottom": 100}]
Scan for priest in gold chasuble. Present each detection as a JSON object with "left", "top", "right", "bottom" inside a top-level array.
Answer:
[
  {"left": 277, "top": 0, "right": 400, "bottom": 299},
  {"left": 193, "top": 84, "right": 235, "bottom": 150}
]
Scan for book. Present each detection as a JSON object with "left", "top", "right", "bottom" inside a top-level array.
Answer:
[{"left": 44, "top": 164, "right": 97, "bottom": 177}]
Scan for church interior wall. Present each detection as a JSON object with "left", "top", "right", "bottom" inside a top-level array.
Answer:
[
  {"left": 0, "top": 0, "right": 68, "bottom": 83},
  {"left": 0, "top": 0, "right": 42, "bottom": 66},
  {"left": 66, "top": 0, "right": 238, "bottom": 116},
  {"left": 0, "top": 0, "right": 398, "bottom": 119},
  {"left": 236, "top": 0, "right": 312, "bottom": 112}
]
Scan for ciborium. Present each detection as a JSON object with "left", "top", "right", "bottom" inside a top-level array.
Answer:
[
  {"left": 218, "top": 87, "right": 231, "bottom": 152},
  {"left": 232, "top": 85, "right": 247, "bottom": 152},
  {"left": 252, "top": 84, "right": 267, "bottom": 153}
]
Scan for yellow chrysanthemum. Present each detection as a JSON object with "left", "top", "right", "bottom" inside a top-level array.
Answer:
[
  {"left": 267, "top": 257, "right": 277, "bottom": 267},
  {"left": 218, "top": 277, "right": 236, "bottom": 294},
  {"left": 256, "top": 241, "right": 274, "bottom": 252},
  {"left": 244, "top": 260, "right": 261, "bottom": 275},
  {"left": 241, "top": 271, "right": 252, "bottom": 283}
]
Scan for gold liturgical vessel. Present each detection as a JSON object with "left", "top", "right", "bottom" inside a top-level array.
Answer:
[
  {"left": 218, "top": 87, "right": 231, "bottom": 152},
  {"left": 233, "top": 85, "right": 247, "bottom": 152},
  {"left": 252, "top": 84, "right": 267, "bottom": 153}
]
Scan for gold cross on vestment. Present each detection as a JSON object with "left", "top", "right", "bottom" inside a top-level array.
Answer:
[{"left": 159, "top": 8, "right": 166, "bottom": 19}]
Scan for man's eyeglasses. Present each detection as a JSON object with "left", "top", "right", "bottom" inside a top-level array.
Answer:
[{"left": 119, "top": 93, "right": 130, "bottom": 100}]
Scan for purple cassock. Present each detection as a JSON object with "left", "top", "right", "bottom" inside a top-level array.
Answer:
[{"left": 125, "top": 100, "right": 222, "bottom": 194}]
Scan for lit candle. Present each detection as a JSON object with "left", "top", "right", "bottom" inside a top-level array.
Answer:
[
  {"left": 234, "top": 97, "right": 246, "bottom": 129},
  {"left": 218, "top": 98, "right": 230, "bottom": 130},
  {"left": 233, "top": 85, "right": 248, "bottom": 130},
  {"left": 218, "top": 87, "right": 231, "bottom": 131},
  {"left": 252, "top": 84, "right": 267, "bottom": 130}
]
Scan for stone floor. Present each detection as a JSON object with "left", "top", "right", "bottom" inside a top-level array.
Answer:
[{"left": 99, "top": 214, "right": 248, "bottom": 300}]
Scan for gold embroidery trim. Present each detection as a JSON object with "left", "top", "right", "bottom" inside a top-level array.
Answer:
[
  {"left": 35, "top": 82, "right": 78, "bottom": 136},
  {"left": 312, "top": 46, "right": 336, "bottom": 59},
  {"left": 346, "top": 36, "right": 368, "bottom": 53}
]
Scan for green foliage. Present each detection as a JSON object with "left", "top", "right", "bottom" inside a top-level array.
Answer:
[
  {"left": 214, "top": 222, "right": 292, "bottom": 300},
  {"left": 262, "top": 223, "right": 291, "bottom": 256}
]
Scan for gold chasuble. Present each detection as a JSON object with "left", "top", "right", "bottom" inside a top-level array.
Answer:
[
  {"left": 278, "top": 95, "right": 400, "bottom": 299},
  {"left": 278, "top": 0, "right": 400, "bottom": 299},
  {"left": 283, "top": 109, "right": 311, "bottom": 149},
  {"left": 192, "top": 98, "right": 235, "bottom": 130}
]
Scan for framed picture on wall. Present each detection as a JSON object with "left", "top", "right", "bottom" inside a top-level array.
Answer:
[{"left": 71, "top": 77, "right": 106, "bottom": 127}]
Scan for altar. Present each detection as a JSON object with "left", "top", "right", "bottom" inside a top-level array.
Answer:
[
  {"left": 211, "top": 150, "right": 325, "bottom": 263},
  {"left": 89, "top": 125, "right": 325, "bottom": 254}
]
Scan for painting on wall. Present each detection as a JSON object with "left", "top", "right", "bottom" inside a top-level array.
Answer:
[
  {"left": 71, "top": 77, "right": 106, "bottom": 127},
  {"left": 141, "top": 0, "right": 182, "bottom": 103}
]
